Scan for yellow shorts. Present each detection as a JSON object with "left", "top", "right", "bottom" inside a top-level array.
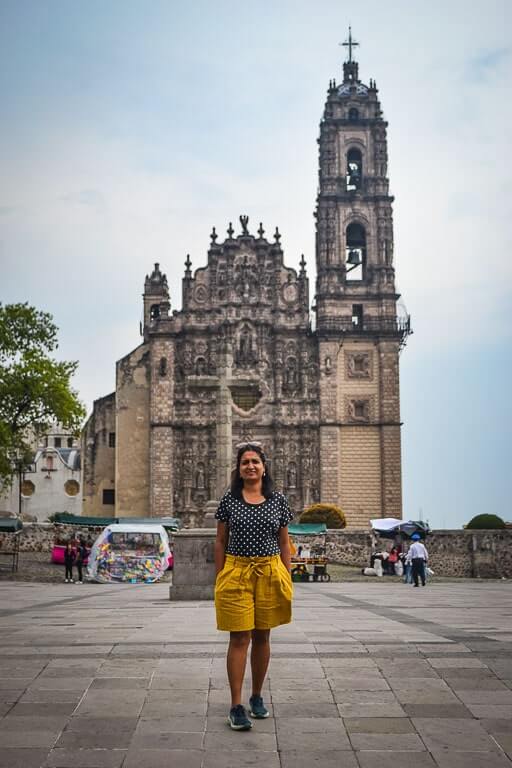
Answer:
[{"left": 214, "top": 554, "right": 293, "bottom": 632}]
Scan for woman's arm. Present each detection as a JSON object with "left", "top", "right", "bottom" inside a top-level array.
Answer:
[
  {"left": 279, "top": 526, "right": 292, "bottom": 573},
  {"left": 215, "top": 522, "right": 229, "bottom": 576}
]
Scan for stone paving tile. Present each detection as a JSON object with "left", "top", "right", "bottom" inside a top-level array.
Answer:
[
  {"left": 430, "top": 752, "right": 512, "bottom": 767},
  {"left": 428, "top": 657, "right": 488, "bottom": 668},
  {"left": 43, "top": 748, "right": 126, "bottom": 767},
  {"left": 0, "top": 677, "right": 35, "bottom": 689},
  {"left": 403, "top": 703, "right": 473, "bottom": 718},
  {"left": 343, "top": 717, "right": 414, "bottom": 733},
  {"left": 269, "top": 688, "right": 334, "bottom": 703},
  {"left": 356, "top": 752, "right": 437, "bottom": 768},
  {"left": 349, "top": 732, "right": 426, "bottom": 750},
  {"left": 274, "top": 716, "right": 347, "bottom": 734},
  {"left": 272, "top": 702, "right": 339, "bottom": 718},
  {"left": 7, "top": 702, "right": 78, "bottom": 717},
  {"left": 0, "top": 728, "right": 59, "bottom": 747},
  {"left": 280, "top": 750, "right": 359, "bottom": 768},
  {"left": 0, "top": 748, "right": 50, "bottom": 767},
  {"left": 412, "top": 717, "right": 501, "bottom": 751},
  {"left": 327, "top": 676, "right": 391, "bottom": 690},
  {"left": 276, "top": 728, "right": 351, "bottom": 751},
  {"left": 55, "top": 729, "right": 134, "bottom": 748},
  {"left": 203, "top": 752, "right": 281, "bottom": 768},
  {"left": 204, "top": 730, "right": 277, "bottom": 750},
  {"left": 336, "top": 702, "right": 406, "bottom": 718},
  {"left": 456, "top": 689, "right": 512, "bottom": 704},
  {"left": 464, "top": 704, "right": 512, "bottom": 718}
]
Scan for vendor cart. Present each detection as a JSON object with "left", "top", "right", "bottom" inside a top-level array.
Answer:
[{"left": 289, "top": 523, "right": 331, "bottom": 583}]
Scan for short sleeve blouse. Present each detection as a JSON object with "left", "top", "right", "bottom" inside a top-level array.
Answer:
[{"left": 215, "top": 490, "right": 293, "bottom": 557}]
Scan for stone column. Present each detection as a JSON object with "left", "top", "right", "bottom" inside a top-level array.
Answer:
[{"left": 216, "top": 343, "right": 233, "bottom": 498}]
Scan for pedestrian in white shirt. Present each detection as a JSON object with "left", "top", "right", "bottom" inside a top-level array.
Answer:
[{"left": 407, "top": 533, "right": 428, "bottom": 587}]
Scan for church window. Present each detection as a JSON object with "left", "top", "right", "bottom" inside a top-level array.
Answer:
[
  {"left": 346, "top": 148, "right": 363, "bottom": 191},
  {"left": 103, "top": 489, "right": 115, "bottom": 505},
  {"left": 348, "top": 107, "right": 359, "bottom": 121},
  {"left": 346, "top": 223, "right": 366, "bottom": 281},
  {"left": 67, "top": 437, "right": 74, "bottom": 448},
  {"left": 65, "top": 479, "right": 80, "bottom": 496},
  {"left": 159, "top": 357, "right": 168, "bottom": 377},
  {"left": 352, "top": 304, "right": 363, "bottom": 327},
  {"left": 230, "top": 385, "right": 261, "bottom": 412},
  {"left": 54, "top": 437, "right": 62, "bottom": 448},
  {"left": 108, "top": 432, "right": 116, "bottom": 448},
  {"left": 150, "top": 304, "right": 160, "bottom": 321},
  {"left": 21, "top": 479, "right": 35, "bottom": 497}
]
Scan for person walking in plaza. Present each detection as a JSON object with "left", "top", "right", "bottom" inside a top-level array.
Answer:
[
  {"left": 63, "top": 542, "right": 75, "bottom": 583},
  {"left": 214, "top": 442, "right": 294, "bottom": 731},
  {"left": 74, "top": 537, "right": 87, "bottom": 584},
  {"left": 408, "top": 532, "right": 429, "bottom": 587}
]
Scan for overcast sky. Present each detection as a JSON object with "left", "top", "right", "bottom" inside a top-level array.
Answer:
[{"left": 1, "top": 0, "right": 510, "bottom": 529}]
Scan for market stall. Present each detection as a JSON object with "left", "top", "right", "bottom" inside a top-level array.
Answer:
[
  {"left": 87, "top": 523, "right": 172, "bottom": 583},
  {"left": 289, "top": 523, "right": 330, "bottom": 582}
]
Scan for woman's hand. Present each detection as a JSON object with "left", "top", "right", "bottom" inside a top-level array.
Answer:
[
  {"left": 279, "top": 527, "right": 292, "bottom": 573},
  {"left": 215, "top": 521, "right": 228, "bottom": 576}
]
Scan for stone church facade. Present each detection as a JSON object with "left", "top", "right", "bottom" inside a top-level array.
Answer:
[{"left": 82, "top": 43, "right": 411, "bottom": 527}]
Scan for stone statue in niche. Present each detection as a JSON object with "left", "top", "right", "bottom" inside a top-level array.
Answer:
[
  {"left": 325, "top": 356, "right": 332, "bottom": 375},
  {"left": 240, "top": 329, "right": 252, "bottom": 364},
  {"left": 283, "top": 358, "right": 298, "bottom": 393},
  {"left": 195, "top": 463, "right": 206, "bottom": 489},
  {"left": 287, "top": 462, "right": 297, "bottom": 488},
  {"left": 194, "top": 357, "right": 207, "bottom": 376}
]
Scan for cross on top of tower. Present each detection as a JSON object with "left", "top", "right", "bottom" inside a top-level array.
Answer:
[{"left": 341, "top": 26, "right": 359, "bottom": 63}]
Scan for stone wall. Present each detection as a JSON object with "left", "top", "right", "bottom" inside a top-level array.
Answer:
[
  {"left": 2, "top": 524, "right": 511, "bottom": 579},
  {"left": 290, "top": 529, "right": 512, "bottom": 579},
  {"left": 0, "top": 523, "right": 106, "bottom": 553}
]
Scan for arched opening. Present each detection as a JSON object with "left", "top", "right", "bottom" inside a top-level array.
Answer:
[
  {"left": 348, "top": 107, "right": 359, "bottom": 121},
  {"left": 150, "top": 304, "right": 160, "bottom": 321},
  {"left": 346, "top": 223, "right": 366, "bottom": 281},
  {"left": 346, "top": 148, "right": 363, "bottom": 191}
]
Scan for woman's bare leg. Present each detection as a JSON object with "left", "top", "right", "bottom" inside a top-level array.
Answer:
[
  {"left": 251, "top": 629, "right": 271, "bottom": 695},
  {"left": 227, "top": 631, "right": 251, "bottom": 706}
]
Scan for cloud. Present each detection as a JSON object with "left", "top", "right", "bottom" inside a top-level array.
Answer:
[{"left": 467, "top": 47, "right": 510, "bottom": 82}]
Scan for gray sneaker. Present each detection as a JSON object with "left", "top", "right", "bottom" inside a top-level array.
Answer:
[
  {"left": 249, "top": 694, "right": 269, "bottom": 718},
  {"left": 228, "top": 704, "right": 252, "bottom": 730}
]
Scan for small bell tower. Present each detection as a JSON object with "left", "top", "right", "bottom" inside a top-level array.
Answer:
[
  {"left": 314, "top": 30, "right": 411, "bottom": 523},
  {"left": 142, "top": 263, "right": 170, "bottom": 339}
]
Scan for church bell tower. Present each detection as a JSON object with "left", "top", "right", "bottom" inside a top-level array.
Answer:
[{"left": 315, "top": 30, "right": 411, "bottom": 524}]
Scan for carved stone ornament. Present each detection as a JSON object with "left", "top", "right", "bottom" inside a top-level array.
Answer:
[
  {"left": 194, "top": 285, "right": 208, "bottom": 303},
  {"left": 346, "top": 351, "right": 372, "bottom": 379},
  {"left": 281, "top": 279, "right": 298, "bottom": 305},
  {"left": 348, "top": 398, "right": 370, "bottom": 423}
]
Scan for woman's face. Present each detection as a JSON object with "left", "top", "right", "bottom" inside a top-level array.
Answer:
[{"left": 238, "top": 450, "right": 265, "bottom": 485}]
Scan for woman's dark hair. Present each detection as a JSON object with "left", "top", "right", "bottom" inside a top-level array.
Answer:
[{"left": 230, "top": 443, "right": 274, "bottom": 499}]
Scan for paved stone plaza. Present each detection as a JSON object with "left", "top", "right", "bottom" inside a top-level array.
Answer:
[{"left": 0, "top": 580, "right": 511, "bottom": 768}]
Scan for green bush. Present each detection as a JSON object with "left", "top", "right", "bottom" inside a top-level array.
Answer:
[
  {"left": 466, "top": 514, "right": 506, "bottom": 530},
  {"left": 300, "top": 503, "right": 346, "bottom": 529}
]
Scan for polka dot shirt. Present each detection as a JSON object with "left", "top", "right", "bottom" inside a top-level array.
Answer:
[{"left": 215, "top": 490, "right": 294, "bottom": 557}]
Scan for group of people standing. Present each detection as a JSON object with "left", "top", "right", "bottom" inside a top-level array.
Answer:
[{"left": 63, "top": 538, "right": 89, "bottom": 584}]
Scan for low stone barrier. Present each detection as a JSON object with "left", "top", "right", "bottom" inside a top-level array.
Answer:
[{"left": 1, "top": 523, "right": 510, "bottom": 579}]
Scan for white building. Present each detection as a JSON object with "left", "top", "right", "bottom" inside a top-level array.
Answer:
[{"left": 0, "top": 425, "right": 81, "bottom": 522}]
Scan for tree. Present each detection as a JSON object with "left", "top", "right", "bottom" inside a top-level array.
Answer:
[
  {"left": 300, "top": 503, "right": 347, "bottom": 529},
  {"left": 0, "top": 303, "right": 86, "bottom": 487},
  {"left": 466, "top": 514, "right": 506, "bottom": 530}
]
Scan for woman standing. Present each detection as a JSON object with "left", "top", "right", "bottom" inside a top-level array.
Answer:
[{"left": 214, "top": 443, "right": 293, "bottom": 731}]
